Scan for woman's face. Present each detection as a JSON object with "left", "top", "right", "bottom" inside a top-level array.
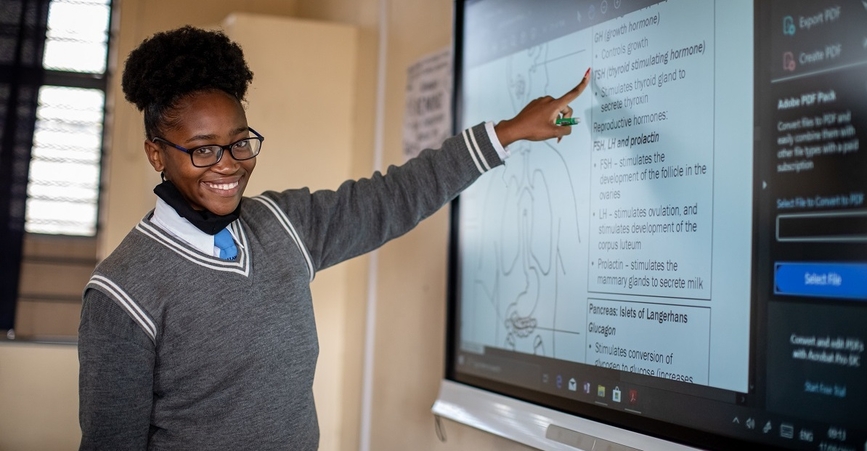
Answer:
[{"left": 145, "top": 90, "right": 256, "bottom": 216}]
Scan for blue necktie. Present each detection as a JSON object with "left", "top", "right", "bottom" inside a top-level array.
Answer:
[{"left": 214, "top": 228, "right": 237, "bottom": 260}]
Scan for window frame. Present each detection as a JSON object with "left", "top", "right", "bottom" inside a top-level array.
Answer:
[{"left": 26, "top": 0, "right": 115, "bottom": 238}]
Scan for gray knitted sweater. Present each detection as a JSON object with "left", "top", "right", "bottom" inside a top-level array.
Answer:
[{"left": 78, "top": 124, "right": 502, "bottom": 450}]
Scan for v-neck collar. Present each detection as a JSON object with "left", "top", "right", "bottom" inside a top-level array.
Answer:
[{"left": 137, "top": 214, "right": 252, "bottom": 277}]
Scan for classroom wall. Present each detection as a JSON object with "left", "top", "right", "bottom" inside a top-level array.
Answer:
[
  {"left": 302, "top": 0, "right": 538, "bottom": 449},
  {"left": 0, "top": 343, "right": 79, "bottom": 451},
  {"left": 316, "top": 1, "right": 536, "bottom": 449},
  {"left": 221, "top": 13, "right": 362, "bottom": 451}
]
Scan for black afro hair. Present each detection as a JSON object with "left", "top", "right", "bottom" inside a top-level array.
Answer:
[{"left": 121, "top": 26, "right": 253, "bottom": 137}]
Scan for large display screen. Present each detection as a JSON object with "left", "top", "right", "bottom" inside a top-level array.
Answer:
[{"left": 438, "top": 1, "right": 867, "bottom": 450}]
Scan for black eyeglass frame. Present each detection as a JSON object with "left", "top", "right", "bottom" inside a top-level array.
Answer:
[{"left": 152, "top": 127, "right": 265, "bottom": 168}]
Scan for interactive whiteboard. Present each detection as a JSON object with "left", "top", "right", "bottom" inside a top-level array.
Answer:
[{"left": 437, "top": 1, "right": 867, "bottom": 450}]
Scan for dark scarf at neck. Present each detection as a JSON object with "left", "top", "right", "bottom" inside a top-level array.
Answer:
[{"left": 153, "top": 180, "right": 240, "bottom": 235}]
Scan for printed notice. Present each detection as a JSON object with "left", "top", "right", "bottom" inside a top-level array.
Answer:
[
  {"left": 588, "top": 1, "right": 714, "bottom": 300},
  {"left": 403, "top": 47, "right": 452, "bottom": 161}
]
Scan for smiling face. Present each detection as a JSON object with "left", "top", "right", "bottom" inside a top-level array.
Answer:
[{"left": 144, "top": 89, "right": 256, "bottom": 216}]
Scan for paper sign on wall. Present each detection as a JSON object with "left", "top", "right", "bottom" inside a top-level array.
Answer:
[{"left": 402, "top": 47, "right": 452, "bottom": 161}]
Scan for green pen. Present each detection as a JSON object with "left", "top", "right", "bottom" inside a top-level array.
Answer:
[{"left": 556, "top": 117, "right": 580, "bottom": 126}]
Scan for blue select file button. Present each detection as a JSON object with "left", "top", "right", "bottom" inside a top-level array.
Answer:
[{"left": 775, "top": 262, "right": 867, "bottom": 300}]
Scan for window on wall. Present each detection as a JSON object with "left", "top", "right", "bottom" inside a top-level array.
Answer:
[{"left": 26, "top": 0, "right": 112, "bottom": 236}]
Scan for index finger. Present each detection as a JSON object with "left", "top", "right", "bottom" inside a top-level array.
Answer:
[{"left": 558, "top": 67, "right": 592, "bottom": 104}]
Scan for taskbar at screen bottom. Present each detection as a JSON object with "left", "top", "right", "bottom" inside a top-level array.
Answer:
[{"left": 451, "top": 350, "right": 865, "bottom": 451}]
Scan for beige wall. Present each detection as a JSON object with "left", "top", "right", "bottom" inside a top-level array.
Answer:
[
  {"left": 351, "top": 2, "right": 535, "bottom": 449},
  {"left": 0, "top": 343, "right": 80, "bottom": 451},
  {"left": 300, "top": 0, "right": 536, "bottom": 449},
  {"left": 1, "top": 0, "right": 540, "bottom": 450},
  {"left": 221, "top": 13, "right": 361, "bottom": 451}
]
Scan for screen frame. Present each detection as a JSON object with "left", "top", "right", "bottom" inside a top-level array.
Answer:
[{"left": 436, "top": 1, "right": 795, "bottom": 450}]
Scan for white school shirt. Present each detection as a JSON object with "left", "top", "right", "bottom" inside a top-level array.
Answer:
[
  {"left": 149, "top": 122, "right": 508, "bottom": 253},
  {"left": 150, "top": 198, "right": 237, "bottom": 258}
]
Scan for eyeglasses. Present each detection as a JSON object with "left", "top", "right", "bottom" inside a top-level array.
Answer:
[{"left": 152, "top": 127, "right": 264, "bottom": 168}]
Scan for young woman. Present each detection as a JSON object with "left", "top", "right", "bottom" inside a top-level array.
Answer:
[{"left": 78, "top": 25, "right": 589, "bottom": 450}]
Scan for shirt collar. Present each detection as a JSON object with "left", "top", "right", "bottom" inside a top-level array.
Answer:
[{"left": 151, "top": 197, "right": 219, "bottom": 256}]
